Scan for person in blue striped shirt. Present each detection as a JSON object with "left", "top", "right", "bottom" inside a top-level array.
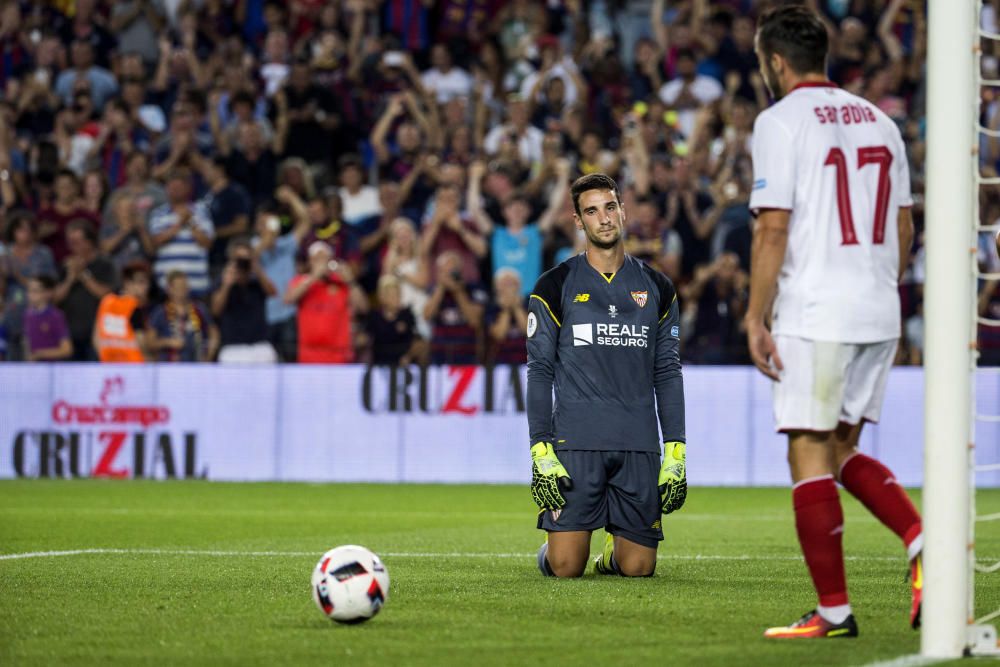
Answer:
[{"left": 148, "top": 168, "right": 214, "bottom": 298}]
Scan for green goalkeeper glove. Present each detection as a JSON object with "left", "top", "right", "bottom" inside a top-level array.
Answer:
[
  {"left": 658, "top": 441, "right": 687, "bottom": 514},
  {"left": 530, "top": 442, "right": 573, "bottom": 510}
]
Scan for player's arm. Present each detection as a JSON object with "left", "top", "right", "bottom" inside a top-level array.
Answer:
[
  {"left": 745, "top": 109, "right": 794, "bottom": 381},
  {"left": 648, "top": 267, "right": 687, "bottom": 514},
  {"left": 897, "top": 206, "right": 914, "bottom": 281},
  {"left": 526, "top": 267, "right": 565, "bottom": 446},
  {"left": 526, "top": 265, "right": 572, "bottom": 509},
  {"left": 745, "top": 209, "right": 789, "bottom": 381},
  {"left": 649, "top": 269, "right": 685, "bottom": 445}
]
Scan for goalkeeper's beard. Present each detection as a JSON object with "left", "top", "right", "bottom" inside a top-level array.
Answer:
[{"left": 584, "top": 224, "right": 622, "bottom": 250}]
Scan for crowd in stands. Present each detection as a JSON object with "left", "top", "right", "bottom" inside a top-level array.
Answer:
[{"left": 0, "top": 0, "right": 996, "bottom": 366}]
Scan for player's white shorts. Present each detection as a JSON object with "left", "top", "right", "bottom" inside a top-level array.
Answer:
[{"left": 772, "top": 336, "right": 898, "bottom": 432}]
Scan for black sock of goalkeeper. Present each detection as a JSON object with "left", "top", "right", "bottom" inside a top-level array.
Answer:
[{"left": 610, "top": 552, "right": 624, "bottom": 576}]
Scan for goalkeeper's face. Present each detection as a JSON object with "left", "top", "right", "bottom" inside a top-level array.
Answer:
[{"left": 575, "top": 189, "right": 625, "bottom": 251}]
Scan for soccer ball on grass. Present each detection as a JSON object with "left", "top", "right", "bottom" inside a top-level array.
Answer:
[{"left": 311, "top": 545, "right": 389, "bottom": 624}]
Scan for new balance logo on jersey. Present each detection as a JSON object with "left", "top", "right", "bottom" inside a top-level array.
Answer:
[
  {"left": 572, "top": 323, "right": 650, "bottom": 348},
  {"left": 573, "top": 293, "right": 590, "bottom": 303}
]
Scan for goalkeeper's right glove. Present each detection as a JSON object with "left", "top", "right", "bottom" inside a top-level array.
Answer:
[
  {"left": 530, "top": 442, "right": 573, "bottom": 510},
  {"left": 658, "top": 441, "right": 687, "bottom": 514}
]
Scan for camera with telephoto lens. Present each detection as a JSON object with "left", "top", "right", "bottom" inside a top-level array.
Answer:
[{"left": 235, "top": 257, "right": 251, "bottom": 272}]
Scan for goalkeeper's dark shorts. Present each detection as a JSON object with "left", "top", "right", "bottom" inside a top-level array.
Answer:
[{"left": 537, "top": 450, "right": 663, "bottom": 548}]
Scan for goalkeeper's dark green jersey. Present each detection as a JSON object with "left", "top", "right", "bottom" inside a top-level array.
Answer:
[{"left": 526, "top": 253, "right": 685, "bottom": 453}]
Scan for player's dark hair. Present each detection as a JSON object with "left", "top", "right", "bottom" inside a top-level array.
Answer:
[
  {"left": 570, "top": 173, "right": 621, "bottom": 216},
  {"left": 756, "top": 5, "right": 828, "bottom": 76}
]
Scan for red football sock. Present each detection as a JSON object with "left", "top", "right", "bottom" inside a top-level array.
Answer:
[
  {"left": 793, "top": 475, "right": 849, "bottom": 607},
  {"left": 839, "top": 453, "right": 922, "bottom": 549}
]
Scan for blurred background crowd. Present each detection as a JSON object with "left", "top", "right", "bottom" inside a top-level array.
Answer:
[{"left": 0, "top": 0, "right": 996, "bottom": 366}]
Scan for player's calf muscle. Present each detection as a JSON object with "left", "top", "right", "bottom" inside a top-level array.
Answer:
[{"left": 787, "top": 432, "right": 837, "bottom": 482}]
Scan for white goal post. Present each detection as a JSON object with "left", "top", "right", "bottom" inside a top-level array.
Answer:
[
  {"left": 924, "top": 0, "right": 999, "bottom": 658},
  {"left": 923, "top": 0, "right": 975, "bottom": 658}
]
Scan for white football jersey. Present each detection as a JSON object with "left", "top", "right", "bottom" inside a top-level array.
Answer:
[{"left": 750, "top": 82, "right": 912, "bottom": 343}]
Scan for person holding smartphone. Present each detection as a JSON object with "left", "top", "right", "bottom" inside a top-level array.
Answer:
[
  {"left": 284, "top": 241, "right": 368, "bottom": 364},
  {"left": 210, "top": 238, "right": 277, "bottom": 363}
]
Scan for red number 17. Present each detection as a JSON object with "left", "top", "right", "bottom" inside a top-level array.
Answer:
[{"left": 823, "top": 145, "right": 893, "bottom": 245}]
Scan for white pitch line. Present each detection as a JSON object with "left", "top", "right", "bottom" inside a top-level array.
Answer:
[
  {"left": 856, "top": 654, "right": 945, "bottom": 667},
  {"left": 1, "top": 548, "right": 997, "bottom": 563}
]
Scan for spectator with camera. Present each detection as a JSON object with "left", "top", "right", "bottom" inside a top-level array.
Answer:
[
  {"left": 483, "top": 94, "right": 544, "bottom": 171},
  {"left": 211, "top": 238, "right": 277, "bottom": 363},
  {"left": 285, "top": 241, "right": 367, "bottom": 364},
  {"left": 256, "top": 186, "right": 311, "bottom": 362}
]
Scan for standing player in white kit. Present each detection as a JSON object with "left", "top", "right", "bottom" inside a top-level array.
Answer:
[{"left": 745, "top": 5, "right": 923, "bottom": 639}]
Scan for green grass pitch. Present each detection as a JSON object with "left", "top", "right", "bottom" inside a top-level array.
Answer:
[{"left": 1, "top": 481, "right": 997, "bottom": 666}]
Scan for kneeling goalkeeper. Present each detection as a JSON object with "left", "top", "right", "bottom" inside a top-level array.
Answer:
[{"left": 527, "top": 173, "right": 687, "bottom": 578}]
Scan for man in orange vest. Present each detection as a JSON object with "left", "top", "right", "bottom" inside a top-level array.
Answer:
[{"left": 93, "top": 262, "right": 151, "bottom": 363}]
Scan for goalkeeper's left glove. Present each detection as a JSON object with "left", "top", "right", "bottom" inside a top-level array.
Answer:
[{"left": 658, "top": 441, "right": 687, "bottom": 514}]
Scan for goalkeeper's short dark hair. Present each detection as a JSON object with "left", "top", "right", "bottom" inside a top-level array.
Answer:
[
  {"left": 570, "top": 173, "right": 621, "bottom": 216},
  {"left": 756, "top": 5, "right": 829, "bottom": 77}
]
